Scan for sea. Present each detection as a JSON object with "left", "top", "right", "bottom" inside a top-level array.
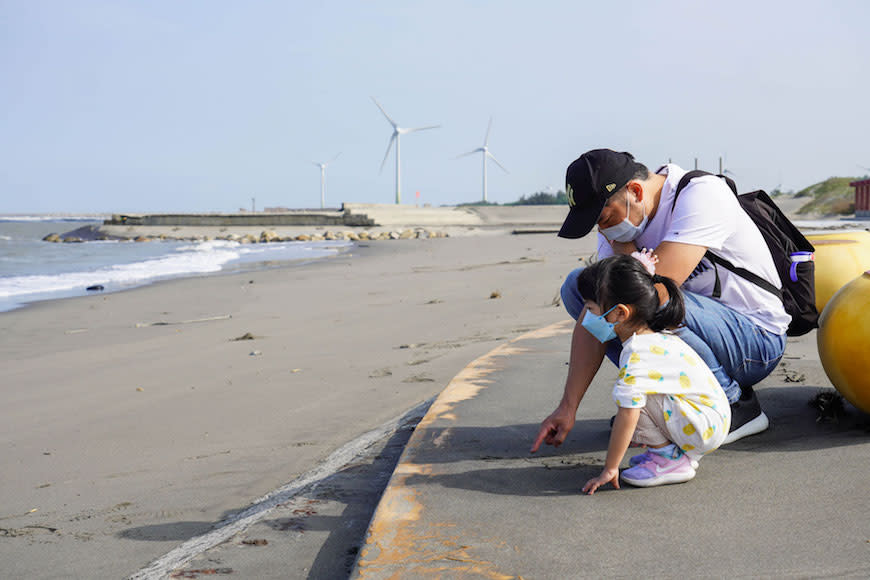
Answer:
[{"left": 0, "top": 216, "right": 352, "bottom": 313}]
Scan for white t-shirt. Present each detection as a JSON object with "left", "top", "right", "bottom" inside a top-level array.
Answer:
[
  {"left": 614, "top": 332, "right": 731, "bottom": 459},
  {"left": 597, "top": 164, "right": 790, "bottom": 335}
]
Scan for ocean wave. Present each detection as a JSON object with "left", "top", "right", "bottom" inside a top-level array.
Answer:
[
  {"left": 0, "top": 248, "right": 236, "bottom": 298},
  {"left": 0, "top": 239, "right": 352, "bottom": 301}
]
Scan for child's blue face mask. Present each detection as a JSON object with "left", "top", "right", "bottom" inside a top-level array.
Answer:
[{"left": 581, "top": 305, "right": 620, "bottom": 343}]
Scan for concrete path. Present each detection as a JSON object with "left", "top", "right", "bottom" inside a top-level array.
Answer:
[{"left": 353, "top": 322, "right": 870, "bottom": 579}]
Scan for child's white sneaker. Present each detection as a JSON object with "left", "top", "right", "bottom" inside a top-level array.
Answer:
[
  {"left": 629, "top": 449, "right": 698, "bottom": 470},
  {"left": 621, "top": 452, "right": 696, "bottom": 487}
]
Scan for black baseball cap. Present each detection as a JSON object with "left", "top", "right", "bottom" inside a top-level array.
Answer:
[{"left": 558, "top": 149, "right": 642, "bottom": 239}]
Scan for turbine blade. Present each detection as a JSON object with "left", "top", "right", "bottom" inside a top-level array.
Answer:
[
  {"left": 453, "top": 149, "right": 479, "bottom": 160},
  {"left": 371, "top": 97, "right": 397, "bottom": 127},
  {"left": 330, "top": 152, "right": 342, "bottom": 163},
  {"left": 484, "top": 117, "right": 493, "bottom": 146},
  {"left": 406, "top": 124, "right": 441, "bottom": 133},
  {"left": 379, "top": 133, "right": 396, "bottom": 173},
  {"left": 487, "top": 152, "right": 509, "bottom": 173}
]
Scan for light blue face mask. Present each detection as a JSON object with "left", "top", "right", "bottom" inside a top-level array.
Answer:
[
  {"left": 600, "top": 195, "right": 648, "bottom": 242},
  {"left": 581, "top": 305, "right": 620, "bottom": 343}
]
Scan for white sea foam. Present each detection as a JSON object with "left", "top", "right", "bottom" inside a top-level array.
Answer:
[{"left": 0, "top": 238, "right": 352, "bottom": 308}]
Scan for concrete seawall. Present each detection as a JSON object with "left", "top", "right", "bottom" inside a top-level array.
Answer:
[
  {"left": 96, "top": 204, "right": 569, "bottom": 240},
  {"left": 104, "top": 209, "right": 374, "bottom": 227},
  {"left": 103, "top": 204, "right": 568, "bottom": 229}
]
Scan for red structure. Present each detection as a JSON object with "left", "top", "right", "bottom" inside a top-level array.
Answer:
[{"left": 851, "top": 178, "right": 870, "bottom": 217}]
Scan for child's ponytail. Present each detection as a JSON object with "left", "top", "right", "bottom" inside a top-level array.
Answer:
[{"left": 649, "top": 273, "right": 685, "bottom": 332}]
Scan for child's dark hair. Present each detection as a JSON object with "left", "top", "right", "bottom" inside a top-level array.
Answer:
[{"left": 576, "top": 254, "right": 685, "bottom": 332}]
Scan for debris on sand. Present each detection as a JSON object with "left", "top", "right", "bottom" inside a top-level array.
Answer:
[
  {"left": 808, "top": 389, "right": 846, "bottom": 423},
  {"left": 241, "top": 538, "right": 268, "bottom": 546},
  {"left": 231, "top": 332, "right": 257, "bottom": 341}
]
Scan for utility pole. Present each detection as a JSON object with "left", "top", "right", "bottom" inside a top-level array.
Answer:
[{"left": 251, "top": 197, "right": 255, "bottom": 213}]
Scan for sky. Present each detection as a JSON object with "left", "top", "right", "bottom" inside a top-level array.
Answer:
[{"left": 1, "top": 0, "right": 869, "bottom": 214}]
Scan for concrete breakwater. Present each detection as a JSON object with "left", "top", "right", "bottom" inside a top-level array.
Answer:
[
  {"left": 101, "top": 203, "right": 491, "bottom": 229},
  {"left": 99, "top": 203, "right": 568, "bottom": 229},
  {"left": 104, "top": 209, "right": 375, "bottom": 228},
  {"left": 44, "top": 204, "right": 569, "bottom": 243}
]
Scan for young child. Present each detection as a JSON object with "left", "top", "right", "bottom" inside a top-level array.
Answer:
[{"left": 579, "top": 252, "right": 731, "bottom": 494}]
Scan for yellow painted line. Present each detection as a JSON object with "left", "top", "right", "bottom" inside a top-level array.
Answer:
[{"left": 355, "top": 320, "right": 573, "bottom": 578}]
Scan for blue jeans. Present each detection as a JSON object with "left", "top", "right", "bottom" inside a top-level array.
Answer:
[{"left": 561, "top": 267, "right": 786, "bottom": 404}]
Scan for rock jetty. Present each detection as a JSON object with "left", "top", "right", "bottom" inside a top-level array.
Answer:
[{"left": 44, "top": 227, "right": 449, "bottom": 244}]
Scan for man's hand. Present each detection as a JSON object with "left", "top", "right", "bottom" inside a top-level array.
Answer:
[
  {"left": 582, "top": 467, "right": 620, "bottom": 495},
  {"left": 530, "top": 406, "right": 576, "bottom": 453}
]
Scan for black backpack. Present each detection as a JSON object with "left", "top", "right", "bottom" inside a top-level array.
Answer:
[{"left": 673, "top": 170, "right": 819, "bottom": 337}]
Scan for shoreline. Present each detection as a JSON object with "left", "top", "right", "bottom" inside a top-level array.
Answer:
[{"left": 0, "top": 240, "right": 356, "bottom": 315}]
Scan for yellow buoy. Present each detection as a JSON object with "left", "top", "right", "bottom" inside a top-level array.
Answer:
[
  {"left": 805, "top": 237, "right": 870, "bottom": 313},
  {"left": 806, "top": 230, "right": 870, "bottom": 244},
  {"left": 817, "top": 271, "right": 870, "bottom": 414}
]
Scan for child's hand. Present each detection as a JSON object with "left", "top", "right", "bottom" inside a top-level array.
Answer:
[
  {"left": 582, "top": 467, "right": 620, "bottom": 495},
  {"left": 630, "top": 247, "right": 659, "bottom": 275}
]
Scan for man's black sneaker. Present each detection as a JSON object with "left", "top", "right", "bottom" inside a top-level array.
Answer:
[{"left": 723, "top": 388, "right": 769, "bottom": 444}]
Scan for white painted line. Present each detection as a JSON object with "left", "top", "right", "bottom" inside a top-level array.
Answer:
[{"left": 128, "top": 398, "right": 433, "bottom": 580}]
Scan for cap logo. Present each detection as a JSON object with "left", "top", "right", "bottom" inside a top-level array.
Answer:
[
  {"left": 566, "top": 183, "right": 574, "bottom": 207},
  {"left": 605, "top": 183, "right": 616, "bottom": 193}
]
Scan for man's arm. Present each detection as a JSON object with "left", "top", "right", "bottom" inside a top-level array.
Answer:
[
  {"left": 650, "top": 240, "right": 708, "bottom": 303},
  {"left": 531, "top": 314, "right": 607, "bottom": 453},
  {"left": 652, "top": 240, "right": 708, "bottom": 285}
]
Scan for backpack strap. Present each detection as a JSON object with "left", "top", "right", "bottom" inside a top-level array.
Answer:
[
  {"left": 704, "top": 252, "right": 783, "bottom": 299},
  {"left": 674, "top": 169, "right": 714, "bottom": 205},
  {"left": 671, "top": 170, "right": 783, "bottom": 300},
  {"left": 673, "top": 170, "right": 738, "bottom": 205}
]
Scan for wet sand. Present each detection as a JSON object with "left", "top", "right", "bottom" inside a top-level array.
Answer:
[{"left": 0, "top": 231, "right": 597, "bottom": 578}]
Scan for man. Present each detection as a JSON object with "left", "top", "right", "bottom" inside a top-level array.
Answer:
[{"left": 531, "top": 149, "right": 789, "bottom": 453}]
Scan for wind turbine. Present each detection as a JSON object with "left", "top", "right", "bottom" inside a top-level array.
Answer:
[
  {"left": 372, "top": 97, "right": 440, "bottom": 204},
  {"left": 313, "top": 153, "right": 340, "bottom": 209},
  {"left": 455, "top": 117, "right": 508, "bottom": 203}
]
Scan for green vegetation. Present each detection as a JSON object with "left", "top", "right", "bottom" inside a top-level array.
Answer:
[
  {"left": 795, "top": 176, "right": 862, "bottom": 216},
  {"left": 456, "top": 190, "right": 568, "bottom": 207},
  {"left": 506, "top": 190, "right": 569, "bottom": 205}
]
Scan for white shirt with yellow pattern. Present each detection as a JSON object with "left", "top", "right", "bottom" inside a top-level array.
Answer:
[{"left": 614, "top": 331, "right": 731, "bottom": 459}]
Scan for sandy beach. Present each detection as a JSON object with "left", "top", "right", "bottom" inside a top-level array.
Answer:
[{"left": 0, "top": 229, "right": 598, "bottom": 578}]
